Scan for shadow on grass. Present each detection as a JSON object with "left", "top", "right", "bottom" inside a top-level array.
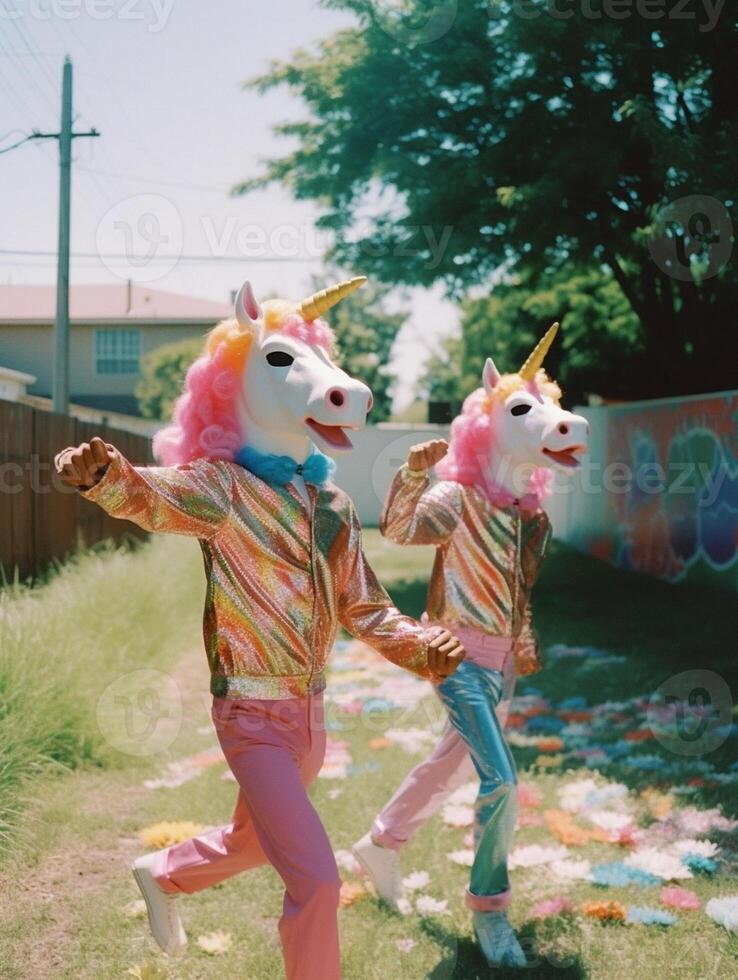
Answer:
[{"left": 419, "top": 917, "right": 588, "bottom": 980}]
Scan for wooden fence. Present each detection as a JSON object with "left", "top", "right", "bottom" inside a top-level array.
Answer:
[{"left": 0, "top": 399, "right": 155, "bottom": 582}]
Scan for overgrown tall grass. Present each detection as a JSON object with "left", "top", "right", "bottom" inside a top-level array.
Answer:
[{"left": 0, "top": 536, "right": 205, "bottom": 845}]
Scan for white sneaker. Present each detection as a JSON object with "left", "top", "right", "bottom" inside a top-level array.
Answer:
[
  {"left": 473, "top": 910, "right": 527, "bottom": 968},
  {"left": 132, "top": 852, "right": 187, "bottom": 956},
  {"left": 352, "top": 832, "right": 405, "bottom": 911}
]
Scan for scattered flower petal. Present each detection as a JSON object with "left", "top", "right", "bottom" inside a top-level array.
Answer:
[
  {"left": 583, "top": 900, "right": 627, "bottom": 923},
  {"left": 139, "top": 821, "right": 205, "bottom": 849},
  {"left": 661, "top": 886, "right": 700, "bottom": 910},
  {"left": 442, "top": 804, "right": 474, "bottom": 828},
  {"left": 403, "top": 871, "right": 430, "bottom": 892},
  {"left": 122, "top": 899, "right": 147, "bottom": 919},
  {"left": 197, "top": 931, "right": 233, "bottom": 955},
  {"left": 589, "top": 862, "right": 660, "bottom": 887},
  {"left": 549, "top": 858, "right": 592, "bottom": 881},
  {"left": 518, "top": 782, "right": 543, "bottom": 809},
  {"left": 625, "top": 848, "right": 692, "bottom": 881},
  {"left": 334, "top": 849, "right": 363, "bottom": 875},
  {"left": 339, "top": 881, "right": 368, "bottom": 908},
  {"left": 126, "top": 966, "right": 168, "bottom": 980},
  {"left": 447, "top": 782, "right": 479, "bottom": 807},
  {"left": 415, "top": 894, "right": 449, "bottom": 916},
  {"left": 447, "top": 849, "right": 474, "bottom": 867},
  {"left": 532, "top": 896, "right": 575, "bottom": 919},
  {"left": 509, "top": 844, "right": 569, "bottom": 869},
  {"left": 626, "top": 906, "right": 677, "bottom": 926},
  {"left": 705, "top": 895, "right": 738, "bottom": 932}
]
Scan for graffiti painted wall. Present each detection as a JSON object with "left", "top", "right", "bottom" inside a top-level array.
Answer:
[{"left": 553, "top": 391, "right": 738, "bottom": 592}]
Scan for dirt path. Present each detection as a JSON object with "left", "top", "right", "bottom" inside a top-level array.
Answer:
[{"left": 0, "top": 647, "right": 209, "bottom": 980}]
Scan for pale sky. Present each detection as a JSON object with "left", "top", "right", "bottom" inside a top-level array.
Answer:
[{"left": 0, "top": 0, "right": 459, "bottom": 408}]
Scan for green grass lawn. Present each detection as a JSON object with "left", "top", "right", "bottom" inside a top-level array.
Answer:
[
  {"left": 0, "top": 530, "right": 736, "bottom": 979},
  {"left": 0, "top": 535, "right": 206, "bottom": 850}
]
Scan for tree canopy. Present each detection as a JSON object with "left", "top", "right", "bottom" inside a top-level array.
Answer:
[
  {"left": 136, "top": 337, "right": 203, "bottom": 421},
  {"left": 242, "top": 2, "right": 737, "bottom": 399}
]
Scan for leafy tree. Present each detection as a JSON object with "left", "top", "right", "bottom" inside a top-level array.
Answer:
[
  {"left": 319, "top": 274, "right": 406, "bottom": 421},
  {"left": 417, "top": 333, "right": 464, "bottom": 403},
  {"left": 241, "top": 2, "right": 738, "bottom": 398},
  {"left": 461, "top": 266, "right": 642, "bottom": 404},
  {"left": 135, "top": 338, "right": 202, "bottom": 421}
]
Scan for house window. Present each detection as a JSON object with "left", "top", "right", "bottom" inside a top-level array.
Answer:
[{"left": 95, "top": 329, "right": 140, "bottom": 375}]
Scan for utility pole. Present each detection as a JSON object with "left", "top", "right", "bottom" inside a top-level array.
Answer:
[{"left": 34, "top": 57, "right": 100, "bottom": 414}]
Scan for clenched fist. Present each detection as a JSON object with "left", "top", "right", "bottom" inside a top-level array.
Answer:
[
  {"left": 426, "top": 629, "right": 465, "bottom": 679},
  {"left": 408, "top": 439, "right": 449, "bottom": 472},
  {"left": 55, "top": 437, "right": 115, "bottom": 489}
]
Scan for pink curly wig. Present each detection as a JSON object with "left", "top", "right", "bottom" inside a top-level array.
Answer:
[
  {"left": 435, "top": 370, "right": 561, "bottom": 512},
  {"left": 153, "top": 301, "right": 335, "bottom": 466}
]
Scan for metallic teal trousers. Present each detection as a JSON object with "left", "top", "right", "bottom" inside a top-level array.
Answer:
[{"left": 437, "top": 659, "right": 517, "bottom": 910}]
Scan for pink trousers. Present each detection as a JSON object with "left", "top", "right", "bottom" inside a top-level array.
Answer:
[
  {"left": 372, "top": 630, "right": 516, "bottom": 851},
  {"left": 154, "top": 693, "right": 341, "bottom": 980}
]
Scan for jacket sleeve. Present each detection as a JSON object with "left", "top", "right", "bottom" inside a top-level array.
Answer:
[
  {"left": 379, "top": 464, "right": 461, "bottom": 546},
  {"left": 513, "top": 511, "right": 552, "bottom": 676},
  {"left": 338, "top": 503, "right": 434, "bottom": 680},
  {"left": 76, "top": 448, "right": 232, "bottom": 539}
]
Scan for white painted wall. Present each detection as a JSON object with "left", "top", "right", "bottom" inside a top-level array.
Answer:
[
  {"left": 333, "top": 423, "right": 450, "bottom": 526},
  {"left": 334, "top": 421, "right": 576, "bottom": 533},
  {"left": 542, "top": 405, "right": 608, "bottom": 546}
]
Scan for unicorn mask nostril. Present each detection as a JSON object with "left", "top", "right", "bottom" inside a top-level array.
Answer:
[
  {"left": 558, "top": 423, "right": 569, "bottom": 435},
  {"left": 328, "top": 389, "right": 346, "bottom": 408}
]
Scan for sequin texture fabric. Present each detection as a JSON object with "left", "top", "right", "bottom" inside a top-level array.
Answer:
[
  {"left": 380, "top": 466, "right": 551, "bottom": 675},
  {"left": 82, "top": 452, "right": 434, "bottom": 698}
]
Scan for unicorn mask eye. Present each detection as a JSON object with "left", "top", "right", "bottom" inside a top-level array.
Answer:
[
  {"left": 266, "top": 351, "right": 295, "bottom": 367},
  {"left": 510, "top": 403, "right": 532, "bottom": 417}
]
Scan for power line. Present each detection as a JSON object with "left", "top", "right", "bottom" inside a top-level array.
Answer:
[
  {"left": 0, "top": 6, "right": 59, "bottom": 119},
  {"left": 0, "top": 248, "right": 320, "bottom": 264},
  {"left": 75, "top": 164, "right": 232, "bottom": 195},
  {"left": 0, "top": 132, "right": 39, "bottom": 155}
]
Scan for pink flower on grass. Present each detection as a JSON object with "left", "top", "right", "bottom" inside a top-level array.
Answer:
[
  {"left": 661, "top": 886, "right": 700, "bottom": 911},
  {"left": 532, "top": 896, "right": 574, "bottom": 919},
  {"left": 518, "top": 782, "right": 543, "bottom": 808}
]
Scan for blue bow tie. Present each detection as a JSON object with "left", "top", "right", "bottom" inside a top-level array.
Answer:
[{"left": 235, "top": 444, "right": 336, "bottom": 487}]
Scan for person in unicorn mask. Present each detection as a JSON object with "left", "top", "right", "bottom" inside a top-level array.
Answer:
[
  {"left": 354, "top": 324, "right": 590, "bottom": 968},
  {"left": 54, "top": 277, "right": 465, "bottom": 980}
]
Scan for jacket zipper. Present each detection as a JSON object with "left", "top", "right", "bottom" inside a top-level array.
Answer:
[
  {"left": 305, "top": 484, "right": 319, "bottom": 691},
  {"left": 512, "top": 508, "right": 521, "bottom": 635}
]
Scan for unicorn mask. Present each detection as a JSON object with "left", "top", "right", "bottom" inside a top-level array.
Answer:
[
  {"left": 437, "top": 323, "right": 589, "bottom": 506},
  {"left": 154, "top": 277, "right": 373, "bottom": 468}
]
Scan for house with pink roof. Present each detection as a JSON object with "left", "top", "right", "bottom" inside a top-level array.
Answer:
[{"left": 0, "top": 283, "right": 232, "bottom": 416}]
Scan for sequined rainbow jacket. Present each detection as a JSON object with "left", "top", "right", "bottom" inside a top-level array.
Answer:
[
  {"left": 82, "top": 451, "right": 435, "bottom": 699},
  {"left": 381, "top": 465, "right": 552, "bottom": 675}
]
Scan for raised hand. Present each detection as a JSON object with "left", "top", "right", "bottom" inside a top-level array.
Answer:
[
  {"left": 427, "top": 630, "right": 465, "bottom": 679},
  {"left": 55, "top": 437, "right": 114, "bottom": 489},
  {"left": 407, "top": 438, "right": 449, "bottom": 472}
]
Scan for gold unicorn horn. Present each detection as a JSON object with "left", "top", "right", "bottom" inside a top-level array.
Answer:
[
  {"left": 296, "top": 276, "right": 367, "bottom": 321},
  {"left": 519, "top": 322, "right": 560, "bottom": 381}
]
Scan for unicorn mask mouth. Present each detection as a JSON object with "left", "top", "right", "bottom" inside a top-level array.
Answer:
[
  {"left": 542, "top": 445, "right": 587, "bottom": 469},
  {"left": 305, "top": 418, "right": 355, "bottom": 450}
]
